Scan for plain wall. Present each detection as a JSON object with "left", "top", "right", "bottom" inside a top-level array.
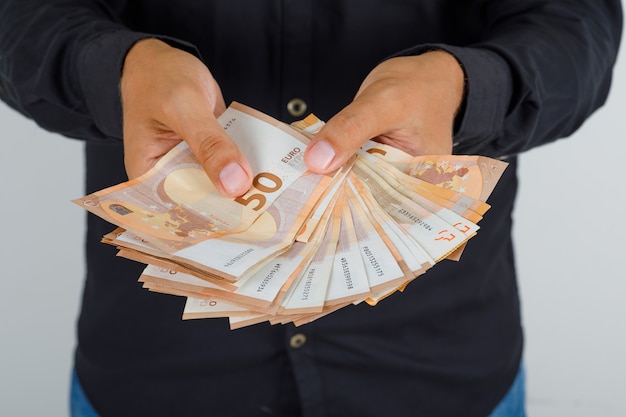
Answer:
[
  {"left": 515, "top": 37, "right": 626, "bottom": 416},
  {"left": 1, "top": 17, "right": 625, "bottom": 417}
]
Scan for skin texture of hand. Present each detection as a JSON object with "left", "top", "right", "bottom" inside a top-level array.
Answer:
[
  {"left": 120, "top": 38, "right": 253, "bottom": 197},
  {"left": 304, "top": 51, "right": 465, "bottom": 173}
]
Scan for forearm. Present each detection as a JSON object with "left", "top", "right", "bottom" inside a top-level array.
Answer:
[{"left": 0, "top": 1, "right": 149, "bottom": 141}]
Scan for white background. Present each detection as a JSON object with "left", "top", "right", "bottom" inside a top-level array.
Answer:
[{"left": 1, "top": 23, "right": 625, "bottom": 417}]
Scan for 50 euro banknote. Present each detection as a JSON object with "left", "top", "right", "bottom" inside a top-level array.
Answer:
[
  {"left": 73, "top": 102, "right": 319, "bottom": 252},
  {"left": 74, "top": 104, "right": 508, "bottom": 329}
]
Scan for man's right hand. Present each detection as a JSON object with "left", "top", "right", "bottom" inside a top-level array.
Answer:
[{"left": 120, "top": 38, "right": 253, "bottom": 197}]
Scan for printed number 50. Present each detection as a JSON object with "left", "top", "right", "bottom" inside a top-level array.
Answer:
[{"left": 234, "top": 172, "right": 283, "bottom": 211}]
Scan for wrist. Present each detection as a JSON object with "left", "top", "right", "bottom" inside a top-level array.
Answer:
[
  {"left": 122, "top": 38, "right": 171, "bottom": 77},
  {"left": 421, "top": 50, "right": 466, "bottom": 118}
]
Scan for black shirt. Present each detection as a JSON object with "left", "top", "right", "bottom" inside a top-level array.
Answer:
[{"left": 0, "top": 1, "right": 621, "bottom": 416}]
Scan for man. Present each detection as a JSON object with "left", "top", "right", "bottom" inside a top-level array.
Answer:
[{"left": 0, "top": 1, "right": 621, "bottom": 416}]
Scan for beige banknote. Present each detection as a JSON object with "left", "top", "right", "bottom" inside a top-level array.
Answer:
[
  {"left": 74, "top": 102, "right": 313, "bottom": 252},
  {"left": 75, "top": 106, "right": 509, "bottom": 329},
  {"left": 360, "top": 141, "right": 508, "bottom": 202}
]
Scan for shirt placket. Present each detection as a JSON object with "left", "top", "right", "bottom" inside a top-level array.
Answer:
[{"left": 280, "top": 0, "right": 313, "bottom": 123}]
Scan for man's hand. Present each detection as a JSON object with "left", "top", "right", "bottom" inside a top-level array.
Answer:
[
  {"left": 120, "top": 38, "right": 252, "bottom": 197},
  {"left": 304, "top": 51, "right": 465, "bottom": 173}
]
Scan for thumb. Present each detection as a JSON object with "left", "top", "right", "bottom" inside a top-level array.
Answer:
[
  {"left": 304, "top": 99, "right": 382, "bottom": 174},
  {"left": 176, "top": 112, "right": 253, "bottom": 197}
]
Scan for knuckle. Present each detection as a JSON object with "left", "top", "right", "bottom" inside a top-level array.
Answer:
[
  {"left": 330, "top": 110, "right": 370, "bottom": 142},
  {"left": 195, "top": 134, "right": 235, "bottom": 168},
  {"left": 161, "top": 83, "right": 199, "bottom": 113}
]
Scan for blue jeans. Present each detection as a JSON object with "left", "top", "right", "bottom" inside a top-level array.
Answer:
[
  {"left": 71, "top": 364, "right": 526, "bottom": 417},
  {"left": 70, "top": 371, "right": 99, "bottom": 417},
  {"left": 487, "top": 363, "right": 526, "bottom": 417}
]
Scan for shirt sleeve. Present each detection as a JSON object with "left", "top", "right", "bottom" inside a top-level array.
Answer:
[
  {"left": 400, "top": 0, "right": 623, "bottom": 158},
  {"left": 0, "top": 0, "right": 197, "bottom": 142}
]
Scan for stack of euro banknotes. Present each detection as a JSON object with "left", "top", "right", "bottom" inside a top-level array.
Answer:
[{"left": 74, "top": 102, "right": 507, "bottom": 329}]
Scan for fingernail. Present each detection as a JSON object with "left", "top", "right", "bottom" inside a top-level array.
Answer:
[
  {"left": 219, "top": 162, "right": 249, "bottom": 195},
  {"left": 306, "top": 140, "right": 336, "bottom": 171}
]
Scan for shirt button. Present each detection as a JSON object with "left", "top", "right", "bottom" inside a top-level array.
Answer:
[
  {"left": 289, "top": 333, "right": 307, "bottom": 348},
  {"left": 287, "top": 98, "right": 307, "bottom": 117}
]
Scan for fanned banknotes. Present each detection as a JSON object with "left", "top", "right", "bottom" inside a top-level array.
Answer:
[{"left": 74, "top": 102, "right": 508, "bottom": 329}]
